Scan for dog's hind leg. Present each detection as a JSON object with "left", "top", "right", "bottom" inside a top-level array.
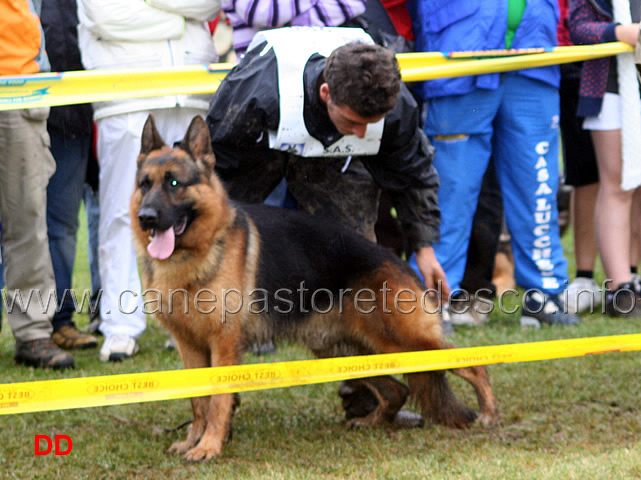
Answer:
[
  {"left": 405, "top": 370, "right": 479, "bottom": 428},
  {"left": 443, "top": 344, "right": 500, "bottom": 427},
  {"left": 403, "top": 337, "right": 500, "bottom": 428},
  {"left": 339, "top": 376, "right": 410, "bottom": 428},
  {"left": 401, "top": 330, "right": 500, "bottom": 428},
  {"left": 346, "top": 307, "right": 483, "bottom": 429},
  {"left": 347, "top": 270, "right": 500, "bottom": 429}
]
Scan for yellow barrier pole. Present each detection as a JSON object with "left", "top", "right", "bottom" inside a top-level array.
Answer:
[
  {"left": 399, "top": 42, "right": 633, "bottom": 81},
  {"left": 0, "top": 64, "right": 235, "bottom": 111},
  {"left": 1, "top": 333, "right": 640, "bottom": 415},
  {"left": 395, "top": 42, "right": 632, "bottom": 70},
  {"left": 0, "top": 43, "right": 633, "bottom": 111}
]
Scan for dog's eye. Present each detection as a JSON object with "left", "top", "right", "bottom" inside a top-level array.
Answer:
[
  {"left": 167, "top": 178, "right": 182, "bottom": 190},
  {"left": 139, "top": 177, "right": 151, "bottom": 193},
  {"left": 165, "top": 172, "right": 181, "bottom": 189}
]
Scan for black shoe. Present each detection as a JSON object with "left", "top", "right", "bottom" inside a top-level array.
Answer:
[
  {"left": 604, "top": 282, "right": 641, "bottom": 317},
  {"left": 87, "top": 311, "right": 103, "bottom": 335},
  {"left": 15, "top": 338, "right": 75, "bottom": 369},
  {"left": 251, "top": 341, "right": 276, "bottom": 355},
  {"left": 520, "top": 293, "right": 580, "bottom": 327}
]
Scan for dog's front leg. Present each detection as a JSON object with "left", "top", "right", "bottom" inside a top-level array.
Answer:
[
  {"left": 183, "top": 393, "right": 235, "bottom": 462},
  {"left": 167, "top": 396, "right": 209, "bottom": 455},
  {"left": 167, "top": 338, "right": 211, "bottom": 456},
  {"left": 183, "top": 332, "right": 242, "bottom": 462}
]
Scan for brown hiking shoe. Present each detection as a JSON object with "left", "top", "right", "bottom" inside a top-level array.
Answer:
[
  {"left": 52, "top": 325, "right": 98, "bottom": 350},
  {"left": 15, "top": 338, "right": 75, "bottom": 369}
]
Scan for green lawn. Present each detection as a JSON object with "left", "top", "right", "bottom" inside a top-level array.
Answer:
[{"left": 0, "top": 210, "right": 640, "bottom": 479}]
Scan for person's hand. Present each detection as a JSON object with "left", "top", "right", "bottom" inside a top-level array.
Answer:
[
  {"left": 615, "top": 23, "right": 640, "bottom": 46},
  {"left": 414, "top": 246, "right": 450, "bottom": 303}
]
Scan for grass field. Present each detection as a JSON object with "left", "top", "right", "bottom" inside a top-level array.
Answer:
[{"left": 0, "top": 211, "right": 640, "bottom": 479}]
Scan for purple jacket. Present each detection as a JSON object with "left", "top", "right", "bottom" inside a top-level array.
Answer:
[
  {"left": 223, "top": 0, "right": 367, "bottom": 54},
  {"left": 568, "top": 0, "right": 618, "bottom": 117}
]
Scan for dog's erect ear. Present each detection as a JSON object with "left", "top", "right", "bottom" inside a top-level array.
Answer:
[
  {"left": 180, "top": 115, "right": 216, "bottom": 172},
  {"left": 140, "top": 114, "right": 166, "bottom": 155}
]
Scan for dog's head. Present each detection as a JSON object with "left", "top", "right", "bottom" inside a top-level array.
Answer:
[{"left": 131, "top": 114, "right": 227, "bottom": 261}]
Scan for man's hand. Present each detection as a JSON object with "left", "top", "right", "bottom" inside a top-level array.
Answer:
[
  {"left": 615, "top": 23, "right": 640, "bottom": 46},
  {"left": 414, "top": 246, "right": 450, "bottom": 302}
]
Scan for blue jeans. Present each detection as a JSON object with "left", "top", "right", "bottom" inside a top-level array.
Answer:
[
  {"left": 46, "top": 131, "right": 91, "bottom": 329},
  {"left": 425, "top": 75, "right": 568, "bottom": 295},
  {"left": 84, "top": 184, "right": 101, "bottom": 317}
]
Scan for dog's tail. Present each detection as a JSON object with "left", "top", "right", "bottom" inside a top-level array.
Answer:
[{"left": 405, "top": 371, "right": 478, "bottom": 428}]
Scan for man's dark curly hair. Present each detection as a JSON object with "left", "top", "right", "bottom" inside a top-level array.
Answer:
[{"left": 323, "top": 42, "right": 401, "bottom": 118}]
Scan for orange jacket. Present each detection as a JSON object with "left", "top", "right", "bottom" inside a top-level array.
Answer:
[{"left": 0, "top": 0, "right": 43, "bottom": 74}]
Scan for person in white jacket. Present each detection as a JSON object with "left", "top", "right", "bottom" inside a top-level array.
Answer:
[{"left": 77, "top": 0, "right": 220, "bottom": 361}]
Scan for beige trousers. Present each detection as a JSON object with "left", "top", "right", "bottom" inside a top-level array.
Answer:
[{"left": 0, "top": 108, "right": 57, "bottom": 342}]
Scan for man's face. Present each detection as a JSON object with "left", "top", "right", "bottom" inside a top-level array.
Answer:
[{"left": 319, "top": 83, "right": 385, "bottom": 138}]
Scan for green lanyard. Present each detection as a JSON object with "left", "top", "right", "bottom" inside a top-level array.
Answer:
[{"left": 506, "top": 0, "right": 527, "bottom": 49}]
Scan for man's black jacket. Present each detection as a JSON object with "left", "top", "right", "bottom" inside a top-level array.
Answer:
[
  {"left": 41, "top": 0, "right": 93, "bottom": 139},
  {"left": 206, "top": 42, "right": 440, "bottom": 252}
]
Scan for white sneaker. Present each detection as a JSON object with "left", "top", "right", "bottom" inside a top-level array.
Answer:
[
  {"left": 440, "top": 303, "right": 454, "bottom": 335},
  {"left": 449, "top": 297, "right": 491, "bottom": 326},
  {"left": 100, "top": 334, "right": 139, "bottom": 362},
  {"left": 164, "top": 334, "right": 178, "bottom": 350},
  {"left": 564, "top": 277, "right": 602, "bottom": 314}
]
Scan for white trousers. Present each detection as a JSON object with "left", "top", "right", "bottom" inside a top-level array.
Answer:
[{"left": 96, "top": 108, "right": 205, "bottom": 338}]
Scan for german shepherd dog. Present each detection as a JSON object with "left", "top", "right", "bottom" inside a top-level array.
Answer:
[{"left": 131, "top": 114, "right": 500, "bottom": 462}]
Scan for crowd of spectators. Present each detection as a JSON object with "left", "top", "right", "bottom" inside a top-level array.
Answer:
[{"left": 1, "top": 0, "right": 640, "bottom": 370}]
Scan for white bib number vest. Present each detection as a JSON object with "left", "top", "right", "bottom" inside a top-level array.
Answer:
[{"left": 248, "top": 27, "right": 385, "bottom": 157}]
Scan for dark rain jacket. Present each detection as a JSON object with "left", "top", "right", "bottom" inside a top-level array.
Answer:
[
  {"left": 41, "top": 0, "right": 94, "bottom": 139},
  {"left": 206, "top": 43, "right": 440, "bottom": 252}
]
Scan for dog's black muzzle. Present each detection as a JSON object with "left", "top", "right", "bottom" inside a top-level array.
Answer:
[{"left": 138, "top": 207, "right": 159, "bottom": 231}]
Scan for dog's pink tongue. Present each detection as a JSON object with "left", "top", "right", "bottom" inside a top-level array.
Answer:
[{"left": 147, "top": 228, "right": 175, "bottom": 260}]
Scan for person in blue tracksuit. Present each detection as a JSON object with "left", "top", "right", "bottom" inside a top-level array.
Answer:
[{"left": 409, "top": 0, "right": 579, "bottom": 326}]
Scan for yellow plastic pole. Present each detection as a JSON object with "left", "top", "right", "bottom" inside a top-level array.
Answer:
[
  {"left": 0, "top": 43, "right": 632, "bottom": 111},
  {"left": 1, "top": 333, "right": 640, "bottom": 415}
]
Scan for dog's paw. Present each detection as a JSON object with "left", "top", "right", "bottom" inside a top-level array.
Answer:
[
  {"left": 475, "top": 410, "right": 501, "bottom": 429},
  {"left": 183, "top": 444, "right": 222, "bottom": 463},
  {"left": 345, "top": 410, "right": 385, "bottom": 428},
  {"left": 345, "top": 417, "right": 372, "bottom": 429},
  {"left": 167, "top": 440, "right": 193, "bottom": 455},
  {"left": 435, "top": 404, "right": 478, "bottom": 429}
]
